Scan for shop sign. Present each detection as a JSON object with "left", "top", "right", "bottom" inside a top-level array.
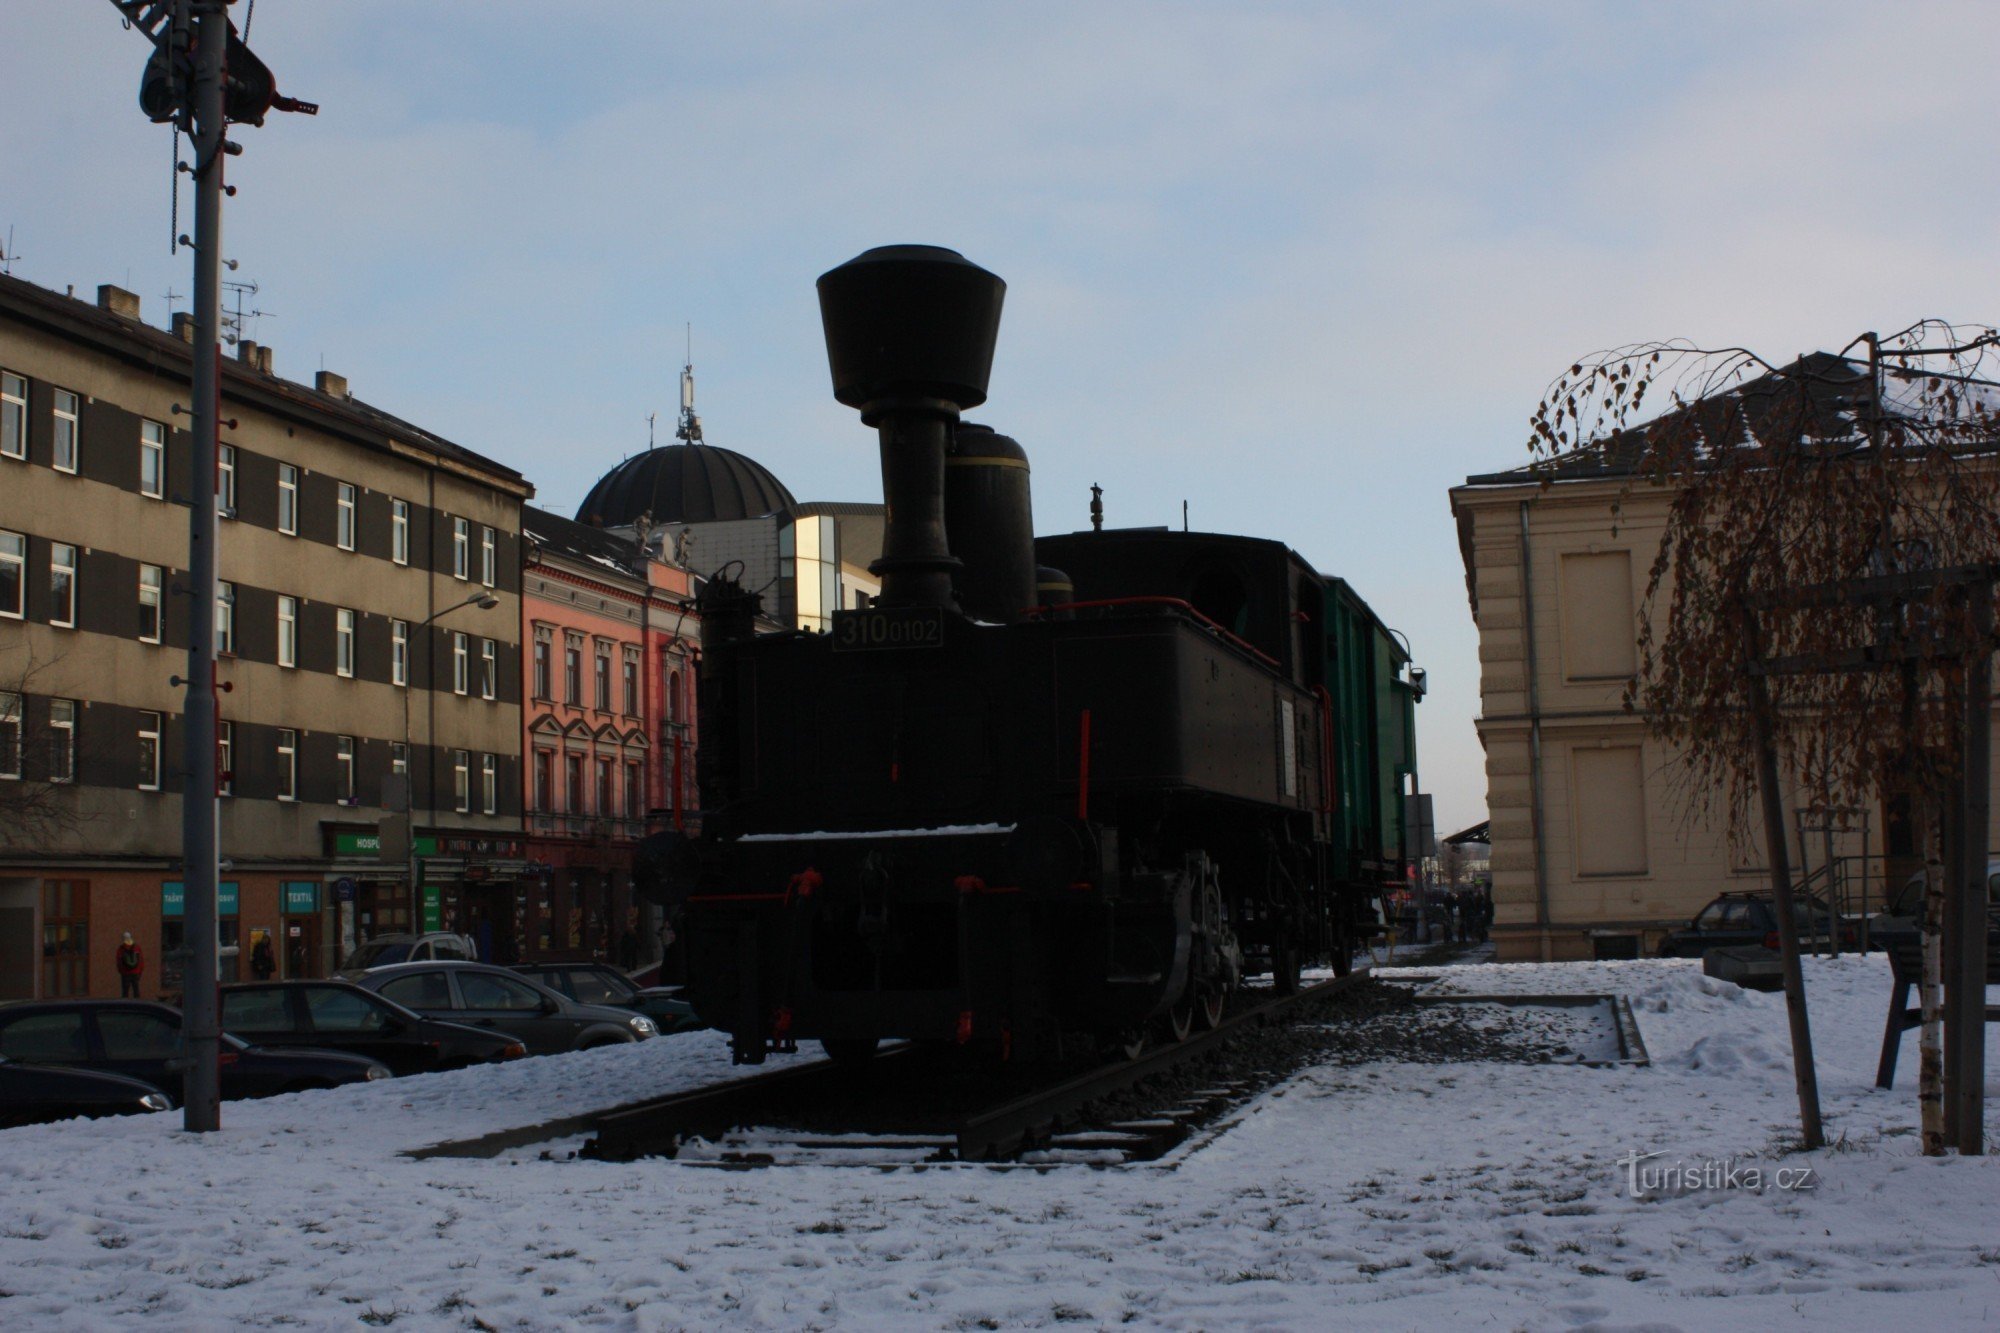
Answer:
[
  {"left": 333, "top": 831, "right": 383, "bottom": 858},
  {"left": 414, "top": 835, "right": 524, "bottom": 858},
  {"left": 161, "top": 881, "right": 239, "bottom": 917},
  {"left": 421, "top": 885, "right": 443, "bottom": 933},
  {"left": 282, "top": 881, "right": 320, "bottom": 915}
]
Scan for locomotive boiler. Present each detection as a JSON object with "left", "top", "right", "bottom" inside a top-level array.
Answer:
[{"left": 638, "top": 245, "right": 1419, "bottom": 1064}]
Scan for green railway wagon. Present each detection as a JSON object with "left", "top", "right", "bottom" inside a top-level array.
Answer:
[{"left": 1320, "top": 576, "right": 1420, "bottom": 891}]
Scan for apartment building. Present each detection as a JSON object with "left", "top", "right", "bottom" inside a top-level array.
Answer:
[{"left": 0, "top": 275, "right": 529, "bottom": 997}]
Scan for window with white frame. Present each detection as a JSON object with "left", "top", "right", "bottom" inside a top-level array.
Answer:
[
  {"left": 480, "top": 638, "right": 496, "bottom": 700},
  {"left": 49, "top": 699, "right": 75, "bottom": 783},
  {"left": 277, "top": 595, "right": 297, "bottom": 668},
  {"left": 390, "top": 499, "right": 409, "bottom": 565},
  {"left": 0, "top": 691, "right": 20, "bottom": 779},
  {"left": 336, "top": 608, "right": 356, "bottom": 678},
  {"left": 336, "top": 482, "right": 357, "bottom": 551},
  {"left": 217, "top": 444, "right": 236, "bottom": 517},
  {"left": 141, "top": 421, "right": 167, "bottom": 499},
  {"left": 453, "top": 750, "right": 470, "bottom": 813},
  {"left": 391, "top": 620, "right": 408, "bottom": 686},
  {"left": 138, "top": 712, "right": 161, "bottom": 791},
  {"left": 276, "top": 728, "right": 296, "bottom": 801},
  {"left": 533, "top": 632, "right": 551, "bottom": 700},
  {"left": 391, "top": 741, "right": 408, "bottom": 777},
  {"left": 452, "top": 632, "right": 468, "bottom": 694},
  {"left": 0, "top": 372, "right": 24, "bottom": 461},
  {"left": 337, "top": 735, "right": 355, "bottom": 802},
  {"left": 481, "top": 753, "right": 497, "bottom": 815},
  {"left": 216, "top": 581, "right": 236, "bottom": 654},
  {"left": 0, "top": 530, "right": 21, "bottom": 618},
  {"left": 452, "top": 518, "right": 469, "bottom": 580},
  {"left": 49, "top": 542, "right": 76, "bottom": 628},
  {"left": 138, "top": 564, "right": 163, "bottom": 643},
  {"left": 480, "top": 526, "right": 495, "bottom": 587},
  {"left": 52, "top": 390, "right": 78, "bottom": 473},
  {"left": 277, "top": 463, "right": 298, "bottom": 534},
  {"left": 218, "top": 720, "right": 233, "bottom": 795}
]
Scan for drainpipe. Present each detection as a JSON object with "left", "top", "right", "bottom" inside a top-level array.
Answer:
[{"left": 1519, "top": 499, "right": 1552, "bottom": 957}]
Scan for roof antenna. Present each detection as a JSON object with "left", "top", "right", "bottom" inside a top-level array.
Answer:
[
  {"left": 646, "top": 411, "right": 657, "bottom": 450},
  {"left": 0, "top": 226, "right": 19, "bottom": 275},
  {"left": 676, "top": 322, "right": 704, "bottom": 446},
  {"left": 1090, "top": 482, "right": 1104, "bottom": 532},
  {"left": 1182, "top": 499, "right": 1188, "bottom": 533}
]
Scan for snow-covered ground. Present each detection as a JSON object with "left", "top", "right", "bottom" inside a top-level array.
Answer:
[{"left": 3, "top": 955, "right": 1998, "bottom": 1330}]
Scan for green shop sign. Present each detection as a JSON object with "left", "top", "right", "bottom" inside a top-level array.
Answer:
[
  {"left": 333, "top": 832, "right": 382, "bottom": 857},
  {"left": 282, "top": 881, "right": 320, "bottom": 915},
  {"left": 161, "top": 881, "right": 239, "bottom": 918},
  {"left": 421, "top": 885, "right": 442, "bottom": 933}
]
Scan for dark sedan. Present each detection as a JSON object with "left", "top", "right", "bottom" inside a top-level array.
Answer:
[
  {"left": 0, "top": 1000, "right": 390, "bottom": 1101},
  {"left": 0, "top": 1057, "right": 174, "bottom": 1128},
  {"left": 510, "top": 962, "right": 704, "bottom": 1034},
  {"left": 219, "top": 981, "right": 527, "bottom": 1077},
  {"left": 352, "top": 962, "right": 656, "bottom": 1055},
  {"left": 1658, "top": 891, "right": 1852, "bottom": 958}
]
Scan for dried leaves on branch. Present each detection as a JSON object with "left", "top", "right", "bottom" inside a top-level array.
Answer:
[{"left": 1525, "top": 320, "right": 2000, "bottom": 834}]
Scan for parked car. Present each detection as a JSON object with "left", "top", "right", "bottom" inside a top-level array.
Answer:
[
  {"left": 0, "top": 1056, "right": 174, "bottom": 1128},
  {"left": 219, "top": 981, "right": 527, "bottom": 1077},
  {"left": 350, "top": 962, "right": 657, "bottom": 1055},
  {"left": 1869, "top": 861, "right": 2000, "bottom": 940},
  {"left": 1657, "top": 891, "right": 1853, "bottom": 958},
  {"left": 0, "top": 1000, "right": 391, "bottom": 1102},
  {"left": 338, "top": 932, "right": 481, "bottom": 975},
  {"left": 509, "top": 962, "right": 703, "bottom": 1033}
]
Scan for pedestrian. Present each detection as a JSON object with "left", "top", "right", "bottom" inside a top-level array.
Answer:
[
  {"left": 115, "top": 932, "right": 144, "bottom": 998},
  {"left": 250, "top": 932, "right": 276, "bottom": 981}
]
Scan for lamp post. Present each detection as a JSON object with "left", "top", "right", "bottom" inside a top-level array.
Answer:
[{"left": 402, "top": 590, "right": 500, "bottom": 933}]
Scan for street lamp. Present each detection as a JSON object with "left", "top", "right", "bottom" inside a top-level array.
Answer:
[{"left": 401, "top": 590, "right": 500, "bottom": 935}]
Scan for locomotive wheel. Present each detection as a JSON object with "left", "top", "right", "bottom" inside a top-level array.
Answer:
[
  {"left": 821, "top": 1037, "right": 881, "bottom": 1065},
  {"left": 1271, "top": 940, "right": 1301, "bottom": 996},
  {"left": 1163, "top": 988, "right": 1195, "bottom": 1043},
  {"left": 1116, "top": 1029, "right": 1148, "bottom": 1061},
  {"left": 1197, "top": 986, "right": 1226, "bottom": 1031}
]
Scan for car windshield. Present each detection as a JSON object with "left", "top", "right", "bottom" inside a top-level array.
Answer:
[{"left": 347, "top": 940, "right": 413, "bottom": 969}]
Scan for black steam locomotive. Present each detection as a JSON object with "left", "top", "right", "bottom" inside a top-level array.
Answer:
[{"left": 639, "top": 246, "right": 1417, "bottom": 1064}]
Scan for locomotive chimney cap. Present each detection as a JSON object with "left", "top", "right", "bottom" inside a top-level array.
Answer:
[{"left": 817, "top": 245, "right": 1006, "bottom": 414}]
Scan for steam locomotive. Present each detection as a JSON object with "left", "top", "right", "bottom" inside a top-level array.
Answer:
[{"left": 638, "top": 246, "right": 1421, "bottom": 1064}]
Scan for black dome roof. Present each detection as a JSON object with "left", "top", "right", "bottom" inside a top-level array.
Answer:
[{"left": 576, "top": 445, "right": 797, "bottom": 527}]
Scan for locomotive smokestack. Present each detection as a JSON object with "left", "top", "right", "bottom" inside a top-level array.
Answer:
[{"left": 817, "top": 245, "right": 1006, "bottom": 610}]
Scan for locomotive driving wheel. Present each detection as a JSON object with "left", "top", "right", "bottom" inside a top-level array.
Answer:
[
  {"left": 1164, "top": 986, "right": 1196, "bottom": 1043},
  {"left": 1196, "top": 985, "right": 1226, "bottom": 1030}
]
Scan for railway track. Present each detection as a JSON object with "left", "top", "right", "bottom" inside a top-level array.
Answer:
[{"left": 577, "top": 970, "right": 1373, "bottom": 1166}]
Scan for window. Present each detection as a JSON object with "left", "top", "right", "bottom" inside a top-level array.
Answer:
[
  {"left": 221, "top": 988, "right": 294, "bottom": 1032},
  {"left": 49, "top": 699, "right": 74, "bottom": 783},
  {"left": 138, "top": 712, "right": 161, "bottom": 790},
  {"left": 1571, "top": 745, "right": 1648, "bottom": 876},
  {"left": 378, "top": 971, "right": 452, "bottom": 1011},
  {"left": 391, "top": 619, "right": 408, "bottom": 686},
  {"left": 216, "top": 581, "right": 236, "bottom": 654},
  {"left": 596, "top": 756, "right": 612, "bottom": 817},
  {"left": 0, "top": 1009, "right": 88, "bottom": 1059},
  {"left": 337, "top": 736, "right": 355, "bottom": 802},
  {"left": 391, "top": 741, "right": 409, "bottom": 777},
  {"left": 141, "top": 421, "right": 167, "bottom": 499},
  {"left": 277, "top": 595, "right": 297, "bottom": 668},
  {"left": 623, "top": 652, "right": 639, "bottom": 716},
  {"left": 276, "top": 728, "right": 296, "bottom": 801},
  {"left": 304, "top": 986, "right": 391, "bottom": 1033},
  {"left": 336, "top": 482, "right": 357, "bottom": 551},
  {"left": 390, "top": 499, "right": 409, "bottom": 565},
  {"left": 49, "top": 542, "right": 76, "bottom": 628},
  {"left": 565, "top": 753, "right": 583, "bottom": 811},
  {"left": 624, "top": 758, "right": 641, "bottom": 820},
  {"left": 452, "top": 632, "right": 468, "bottom": 695},
  {"left": 99, "top": 1009, "right": 179, "bottom": 1059},
  {"left": 453, "top": 518, "right": 469, "bottom": 579},
  {"left": 480, "top": 639, "right": 496, "bottom": 700},
  {"left": 458, "top": 972, "right": 544, "bottom": 1011},
  {"left": 533, "top": 636, "right": 551, "bottom": 699},
  {"left": 217, "top": 444, "right": 236, "bottom": 517},
  {"left": 533, "top": 749, "right": 553, "bottom": 812},
  {"left": 52, "top": 389, "right": 78, "bottom": 473},
  {"left": 453, "top": 750, "right": 469, "bottom": 813},
  {"left": 218, "top": 720, "right": 233, "bottom": 795},
  {"left": 482, "top": 753, "right": 497, "bottom": 815},
  {"left": 480, "top": 526, "right": 495, "bottom": 587},
  {"left": 336, "top": 608, "right": 356, "bottom": 678},
  {"left": 0, "top": 530, "right": 19, "bottom": 618},
  {"left": 39, "top": 881, "right": 89, "bottom": 998},
  {"left": 563, "top": 638, "right": 581, "bottom": 705},
  {"left": 137, "top": 564, "right": 163, "bottom": 643},
  {"left": 278, "top": 463, "right": 298, "bottom": 534},
  {"left": 0, "top": 372, "right": 23, "bottom": 460},
  {"left": 0, "top": 691, "right": 19, "bottom": 779},
  {"left": 1560, "top": 551, "right": 1637, "bottom": 681},
  {"left": 594, "top": 647, "right": 611, "bottom": 711}
]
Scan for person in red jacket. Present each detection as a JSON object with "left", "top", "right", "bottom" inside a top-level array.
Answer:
[{"left": 115, "top": 932, "right": 144, "bottom": 998}]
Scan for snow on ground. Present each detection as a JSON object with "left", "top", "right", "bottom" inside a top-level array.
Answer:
[{"left": 3, "top": 955, "right": 1999, "bottom": 1330}]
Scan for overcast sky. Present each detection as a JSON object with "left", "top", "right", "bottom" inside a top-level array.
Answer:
[{"left": 9, "top": 1, "right": 2000, "bottom": 837}]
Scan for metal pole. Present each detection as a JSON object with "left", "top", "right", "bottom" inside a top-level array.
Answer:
[
  {"left": 179, "top": 0, "right": 226, "bottom": 1134},
  {"left": 1954, "top": 590, "right": 1992, "bottom": 1154},
  {"left": 1743, "top": 609, "right": 1826, "bottom": 1149}
]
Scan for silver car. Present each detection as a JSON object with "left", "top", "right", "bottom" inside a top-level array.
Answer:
[{"left": 350, "top": 962, "right": 656, "bottom": 1055}]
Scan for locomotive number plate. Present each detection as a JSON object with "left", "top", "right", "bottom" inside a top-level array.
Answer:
[{"left": 832, "top": 606, "right": 946, "bottom": 652}]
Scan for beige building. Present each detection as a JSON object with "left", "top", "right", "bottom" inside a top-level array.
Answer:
[{"left": 0, "top": 274, "right": 530, "bottom": 997}]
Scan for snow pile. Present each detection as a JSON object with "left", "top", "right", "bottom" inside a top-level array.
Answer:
[{"left": 2, "top": 955, "right": 1997, "bottom": 1329}]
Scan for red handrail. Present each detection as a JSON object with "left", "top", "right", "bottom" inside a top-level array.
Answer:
[{"left": 1020, "top": 596, "right": 1280, "bottom": 669}]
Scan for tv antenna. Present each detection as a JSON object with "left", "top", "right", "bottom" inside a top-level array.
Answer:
[
  {"left": 646, "top": 411, "right": 657, "bottom": 450},
  {"left": 676, "top": 323, "right": 704, "bottom": 445},
  {"left": 0, "top": 226, "right": 19, "bottom": 275},
  {"left": 220, "top": 277, "right": 272, "bottom": 346}
]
